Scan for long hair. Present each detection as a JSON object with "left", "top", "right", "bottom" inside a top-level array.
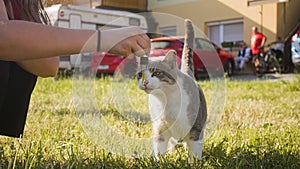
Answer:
[{"left": 5, "top": 0, "right": 50, "bottom": 24}]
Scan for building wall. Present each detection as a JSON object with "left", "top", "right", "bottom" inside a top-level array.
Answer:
[
  {"left": 100, "top": 0, "right": 147, "bottom": 11},
  {"left": 148, "top": 0, "right": 297, "bottom": 46},
  {"left": 149, "top": 1, "right": 244, "bottom": 38},
  {"left": 47, "top": 0, "right": 299, "bottom": 45},
  {"left": 277, "top": 0, "right": 300, "bottom": 40},
  {"left": 148, "top": 0, "right": 198, "bottom": 9}
]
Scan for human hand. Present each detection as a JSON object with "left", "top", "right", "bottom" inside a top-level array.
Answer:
[{"left": 101, "top": 26, "right": 150, "bottom": 57}]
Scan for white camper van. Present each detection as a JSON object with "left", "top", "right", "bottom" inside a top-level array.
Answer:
[{"left": 45, "top": 4, "right": 148, "bottom": 75}]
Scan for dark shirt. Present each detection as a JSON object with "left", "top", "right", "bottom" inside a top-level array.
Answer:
[
  {"left": 238, "top": 47, "right": 252, "bottom": 58},
  {"left": 0, "top": 61, "right": 37, "bottom": 137},
  {"left": 238, "top": 48, "right": 246, "bottom": 57}
]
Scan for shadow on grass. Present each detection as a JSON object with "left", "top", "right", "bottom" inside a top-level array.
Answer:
[{"left": 77, "top": 107, "right": 151, "bottom": 125}]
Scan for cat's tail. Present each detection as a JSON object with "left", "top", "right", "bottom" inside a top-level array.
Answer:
[{"left": 180, "top": 19, "right": 195, "bottom": 79}]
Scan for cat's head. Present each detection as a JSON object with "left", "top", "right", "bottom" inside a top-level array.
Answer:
[{"left": 137, "top": 50, "right": 178, "bottom": 94}]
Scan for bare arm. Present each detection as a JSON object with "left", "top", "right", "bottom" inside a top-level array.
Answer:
[
  {"left": 0, "top": 0, "right": 150, "bottom": 77},
  {"left": 261, "top": 36, "right": 267, "bottom": 46},
  {"left": 0, "top": 21, "right": 150, "bottom": 61},
  {"left": 0, "top": 0, "right": 91, "bottom": 60},
  {"left": 16, "top": 57, "right": 59, "bottom": 77},
  {"left": 1, "top": 0, "right": 60, "bottom": 77},
  {"left": 0, "top": 20, "right": 95, "bottom": 61},
  {"left": 0, "top": 0, "right": 150, "bottom": 61}
]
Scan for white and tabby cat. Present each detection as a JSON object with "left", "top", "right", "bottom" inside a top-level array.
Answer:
[{"left": 137, "top": 19, "right": 207, "bottom": 159}]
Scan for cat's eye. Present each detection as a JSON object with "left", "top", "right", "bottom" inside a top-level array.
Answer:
[
  {"left": 137, "top": 72, "right": 142, "bottom": 78},
  {"left": 152, "top": 71, "right": 160, "bottom": 77}
]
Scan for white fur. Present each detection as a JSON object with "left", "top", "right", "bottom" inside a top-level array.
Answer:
[
  {"left": 138, "top": 19, "right": 205, "bottom": 160},
  {"left": 138, "top": 69, "right": 203, "bottom": 159},
  {"left": 150, "top": 76, "right": 193, "bottom": 138}
]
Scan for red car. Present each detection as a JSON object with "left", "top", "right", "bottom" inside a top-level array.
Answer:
[
  {"left": 91, "top": 36, "right": 234, "bottom": 79},
  {"left": 91, "top": 52, "right": 137, "bottom": 77},
  {"left": 150, "top": 36, "right": 235, "bottom": 78}
]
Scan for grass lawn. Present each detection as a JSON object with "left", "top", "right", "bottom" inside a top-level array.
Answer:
[{"left": 0, "top": 74, "right": 299, "bottom": 168}]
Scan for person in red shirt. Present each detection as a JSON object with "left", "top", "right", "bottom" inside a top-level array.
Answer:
[
  {"left": 250, "top": 26, "right": 267, "bottom": 74},
  {"left": 251, "top": 26, "right": 267, "bottom": 55}
]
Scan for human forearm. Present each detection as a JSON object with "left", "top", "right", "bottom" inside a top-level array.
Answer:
[
  {"left": 0, "top": 20, "right": 150, "bottom": 61},
  {"left": 17, "top": 56, "right": 59, "bottom": 77},
  {"left": 261, "top": 37, "right": 267, "bottom": 46},
  {"left": 0, "top": 0, "right": 150, "bottom": 61},
  {"left": 0, "top": 20, "right": 95, "bottom": 61}
]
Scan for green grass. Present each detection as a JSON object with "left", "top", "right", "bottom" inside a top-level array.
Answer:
[{"left": 0, "top": 74, "right": 300, "bottom": 168}]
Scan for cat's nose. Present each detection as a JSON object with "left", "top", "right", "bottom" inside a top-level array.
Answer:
[{"left": 143, "top": 79, "right": 149, "bottom": 87}]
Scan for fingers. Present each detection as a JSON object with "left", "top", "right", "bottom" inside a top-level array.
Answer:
[
  {"left": 109, "top": 28, "right": 151, "bottom": 56},
  {"left": 120, "top": 33, "right": 150, "bottom": 57},
  {"left": 138, "top": 33, "right": 151, "bottom": 55},
  {"left": 133, "top": 34, "right": 151, "bottom": 57}
]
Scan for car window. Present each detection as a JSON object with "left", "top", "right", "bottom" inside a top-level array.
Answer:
[
  {"left": 151, "top": 41, "right": 172, "bottom": 50},
  {"left": 195, "top": 39, "right": 216, "bottom": 51}
]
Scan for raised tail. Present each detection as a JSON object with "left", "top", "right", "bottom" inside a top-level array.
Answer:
[{"left": 180, "top": 19, "right": 195, "bottom": 79}]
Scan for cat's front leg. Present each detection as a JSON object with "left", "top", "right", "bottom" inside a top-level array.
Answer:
[
  {"left": 186, "top": 139, "right": 203, "bottom": 160},
  {"left": 167, "top": 137, "right": 178, "bottom": 154},
  {"left": 152, "top": 127, "right": 171, "bottom": 158},
  {"left": 153, "top": 134, "right": 170, "bottom": 158},
  {"left": 186, "top": 131, "right": 204, "bottom": 160}
]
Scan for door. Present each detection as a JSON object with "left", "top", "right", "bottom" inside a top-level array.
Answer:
[{"left": 70, "top": 14, "right": 81, "bottom": 29}]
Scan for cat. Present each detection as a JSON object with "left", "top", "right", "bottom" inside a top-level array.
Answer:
[{"left": 137, "top": 19, "right": 207, "bottom": 160}]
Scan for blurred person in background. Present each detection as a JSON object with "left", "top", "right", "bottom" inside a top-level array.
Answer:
[
  {"left": 250, "top": 26, "right": 267, "bottom": 56},
  {"left": 234, "top": 42, "right": 252, "bottom": 71},
  {"left": 250, "top": 26, "right": 267, "bottom": 73},
  {"left": 272, "top": 36, "right": 284, "bottom": 59},
  {"left": 274, "top": 36, "right": 284, "bottom": 53}
]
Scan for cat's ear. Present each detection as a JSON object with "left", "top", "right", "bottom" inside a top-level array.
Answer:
[{"left": 163, "top": 50, "right": 177, "bottom": 68}]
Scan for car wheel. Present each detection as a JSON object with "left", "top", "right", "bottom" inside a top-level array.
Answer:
[{"left": 225, "top": 60, "right": 234, "bottom": 77}]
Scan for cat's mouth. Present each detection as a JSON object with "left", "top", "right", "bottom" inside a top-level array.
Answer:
[
  {"left": 138, "top": 84, "right": 151, "bottom": 94},
  {"left": 143, "top": 87, "right": 152, "bottom": 94}
]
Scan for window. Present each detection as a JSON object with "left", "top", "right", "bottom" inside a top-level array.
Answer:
[
  {"left": 208, "top": 19, "right": 243, "bottom": 48},
  {"left": 208, "top": 25, "right": 220, "bottom": 47}
]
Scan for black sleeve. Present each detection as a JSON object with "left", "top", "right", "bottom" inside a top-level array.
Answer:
[
  {"left": 0, "top": 61, "right": 37, "bottom": 138},
  {"left": 237, "top": 50, "right": 242, "bottom": 56}
]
